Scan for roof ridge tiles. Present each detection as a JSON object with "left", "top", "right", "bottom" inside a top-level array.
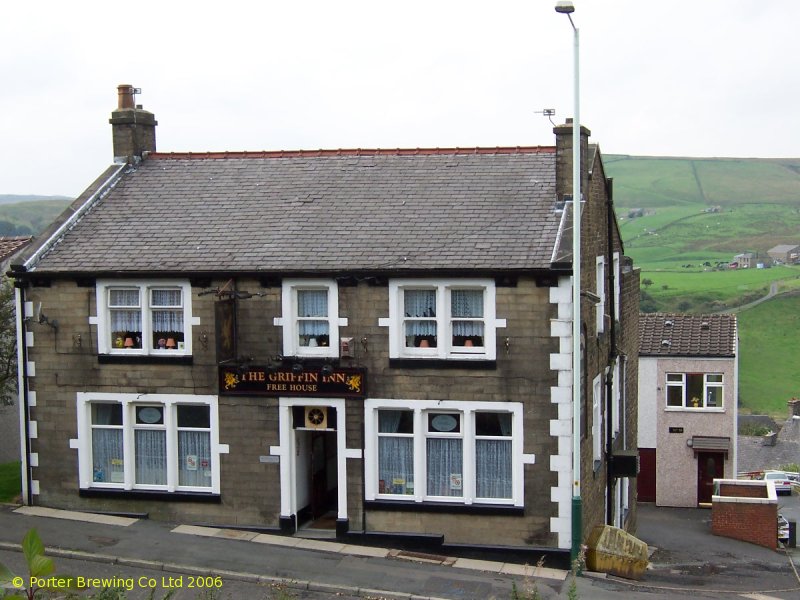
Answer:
[{"left": 147, "top": 146, "right": 556, "bottom": 160}]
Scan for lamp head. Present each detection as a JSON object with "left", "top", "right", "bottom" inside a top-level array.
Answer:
[{"left": 555, "top": 0, "right": 575, "bottom": 14}]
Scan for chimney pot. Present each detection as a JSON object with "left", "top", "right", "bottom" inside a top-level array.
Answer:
[{"left": 117, "top": 84, "right": 135, "bottom": 109}]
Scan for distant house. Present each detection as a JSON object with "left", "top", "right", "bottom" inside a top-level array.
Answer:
[
  {"left": 732, "top": 253, "right": 755, "bottom": 269},
  {"left": 637, "top": 313, "right": 738, "bottom": 507},
  {"left": 767, "top": 244, "right": 800, "bottom": 265}
]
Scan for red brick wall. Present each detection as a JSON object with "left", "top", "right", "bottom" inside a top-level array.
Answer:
[
  {"left": 719, "top": 483, "right": 768, "bottom": 498},
  {"left": 712, "top": 501, "right": 776, "bottom": 549}
]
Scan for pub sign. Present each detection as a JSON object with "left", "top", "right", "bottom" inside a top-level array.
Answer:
[{"left": 219, "top": 364, "right": 366, "bottom": 399}]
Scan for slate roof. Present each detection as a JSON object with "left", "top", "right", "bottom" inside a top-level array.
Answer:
[
  {"left": 639, "top": 313, "right": 737, "bottom": 357},
  {"left": 25, "top": 148, "right": 567, "bottom": 275},
  {"left": 768, "top": 244, "right": 800, "bottom": 253}
]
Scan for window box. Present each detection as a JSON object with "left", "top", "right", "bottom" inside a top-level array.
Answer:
[
  {"left": 94, "top": 280, "right": 195, "bottom": 357},
  {"left": 382, "top": 279, "right": 505, "bottom": 360}
]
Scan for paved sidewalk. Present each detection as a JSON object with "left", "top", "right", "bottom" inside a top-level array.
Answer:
[{"left": 0, "top": 504, "right": 569, "bottom": 599}]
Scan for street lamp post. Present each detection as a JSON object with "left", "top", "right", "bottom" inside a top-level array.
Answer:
[{"left": 555, "top": 0, "right": 582, "bottom": 565}]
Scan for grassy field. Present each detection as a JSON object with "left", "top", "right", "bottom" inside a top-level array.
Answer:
[
  {"left": 738, "top": 294, "right": 800, "bottom": 416},
  {"left": 606, "top": 155, "right": 800, "bottom": 208},
  {"left": 0, "top": 461, "right": 21, "bottom": 503}
]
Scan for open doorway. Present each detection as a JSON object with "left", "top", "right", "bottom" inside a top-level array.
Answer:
[{"left": 296, "top": 428, "right": 338, "bottom": 530}]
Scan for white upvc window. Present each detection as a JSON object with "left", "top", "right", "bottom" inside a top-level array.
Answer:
[
  {"left": 76, "top": 393, "right": 224, "bottom": 493},
  {"left": 613, "top": 252, "right": 621, "bottom": 320},
  {"left": 593, "top": 374, "right": 602, "bottom": 465},
  {"left": 365, "top": 399, "right": 522, "bottom": 506},
  {"left": 666, "top": 373, "right": 724, "bottom": 410},
  {"left": 276, "top": 279, "right": 345, "bottom": 358},
  {"left": 383, "top": 279, "right": 505, "bottom": 360},
  {"left": 95, "top": 280, "right": 194, "bottom": 356},
  {"left": 595, "top": 256, "right": 606, "bottom": 334}
]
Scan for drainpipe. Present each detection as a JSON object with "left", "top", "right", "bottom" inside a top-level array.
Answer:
[
  {"left": 605, "top": 177, "right": 617, "bottom": 526},
  {"left": 14, "top": 284, "right": 33, "bottom": 505}
]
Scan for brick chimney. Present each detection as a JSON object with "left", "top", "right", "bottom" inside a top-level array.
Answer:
[
  {"left": 553, "top": 119, "right": 591, "bottom": 203},
  {"left": 109, "top": 84, "right": 157, "bottom": 164}
]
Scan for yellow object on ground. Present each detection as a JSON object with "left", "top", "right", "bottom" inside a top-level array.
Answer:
[{"left": 585, "top": 524, "right": 649, "bottom": 580}]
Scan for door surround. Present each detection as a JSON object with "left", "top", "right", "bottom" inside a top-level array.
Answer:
[{"left": 275, "top": 397, "right": 347, "bottom": 529}]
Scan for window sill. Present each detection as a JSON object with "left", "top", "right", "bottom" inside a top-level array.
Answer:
[
  {"left": 664, "top": 407, "right": 724, "bottom": 413},
  {"left": 389, "top": 358, "right": 496, "bottom": 370},
  {"left": 364, "top": 499, "right": 522, "bottom": 516},
  {"left": 98, "top": 355, "right": 193, "bottom": 366},
  {"left": 79, "top": 488, "right": 219, "bottom": 502}
]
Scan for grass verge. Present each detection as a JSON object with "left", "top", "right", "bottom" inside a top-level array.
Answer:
[{"left": 0, "top": 460, "right": 21, "bottom": 503}]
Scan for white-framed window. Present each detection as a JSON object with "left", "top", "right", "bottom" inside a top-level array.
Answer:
[
  {"left": 275, "top": 279, "right": 345, "bottom": 358},
  {"left": 595, "top": 256, "right": 606, "bottom": 334},
  {"left": 593, "top": 374, "right": 602, "bottom": 465},
  {"left": 383, "top": 279, "right": 505, "bottom": 360},
  {"left": 612, "top": 252, "right": 621, "bottom": 320},
  {"left": 76, "top": 393, "right": 224, "bottom": 493},
  {"left": 612, "top": 361, "right": 621, "bottom": 437},
  {"left": 95, "top": 280, "right": 194, "bottom": 356},
  {"left": 665, "top": 373, "right": 724, "bottom": 409},
  {"left": 365, "top": 399, "right": 522, "bottom": 506}
]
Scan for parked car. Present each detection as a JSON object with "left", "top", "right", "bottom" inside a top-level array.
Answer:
[
  {"left": 762, "top": 471, "right": 799, "bottom": 495},
  {"left": 778, "top": 514, "right": 790, "bottom": 543}
]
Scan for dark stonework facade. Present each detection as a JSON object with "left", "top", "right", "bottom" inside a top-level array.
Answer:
[{"left": 11, "top": 87, "right": 638, "bottom": 563}]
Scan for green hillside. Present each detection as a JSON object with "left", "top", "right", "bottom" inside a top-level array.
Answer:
[
  {"left": 605, "top": 155, "right": 800, "bottom": 208},
  {"left": 738, "top": 293, "right": 800, "bottom": 416},
  {"left": 0, "top": 199, "right": 70, "bottom": 236},
  {"left": 605, "top": 154, "right": 800, "bottom": 416}
]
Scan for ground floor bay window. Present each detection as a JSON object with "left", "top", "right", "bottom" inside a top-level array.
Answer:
[
  {"left": 364, "top": 399, "right": 523, "bottom": 506},
  {"left": 75, "top": 392, "right": 225, "bottom": 494}
]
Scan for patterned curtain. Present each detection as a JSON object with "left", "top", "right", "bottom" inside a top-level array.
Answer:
[
  {"left": 91, "top": 429, "right": 123, "bottom": 483},
  {"left": 298, "top": 290, "right": 327, "bottom": 317},
  {"left": 475, "top": 439, "right": 512, "bottom": 498},
  {"left": 135, "top": 429, "right": 167, "bottom": 485},
  {"left": 451, "top": 290, "right": 484, "bottom": 336},
  {"left": 152, "top": 310, "right": 184, "bottom": 332},
  {"left": 426, "top": 438, "right": 463, "bottom": 497},
  {"left": 405, "top": 290, "right": 436, "bottom": 317},
  {"left": 178, "top": 431, "right": 211, "bottom": 487}
]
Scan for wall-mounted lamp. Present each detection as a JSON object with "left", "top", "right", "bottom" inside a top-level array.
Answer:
[
  {"left": 292, "top": 362, "right": 304, "bottom": 374},
  {"left": 361, "top": 336, "right": 368, "bottom": 355},
  {"left": 686, "top": 439, "right": 693, "bottom": 448},
  {"left": 504, "top": 337, "right": 510, "bottom": 355},
  {"left": 321, "top": 363, "right": 334, "bottom": 376}
]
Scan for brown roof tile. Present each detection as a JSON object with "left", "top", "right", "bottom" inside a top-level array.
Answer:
[{"left": 639, "top": 313, "right": 737, "bottom": 357}]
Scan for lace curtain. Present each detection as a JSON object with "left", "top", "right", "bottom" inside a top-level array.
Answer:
[
  {"left": 426, "top": 438, "right": 463, "bottom": 497},
  {"left": 135, "top": 429, "right": 167, "bottom": 485},
  {"left": 475, "top": 439, "right": 512, "bottom": 498},
  {"left": 152, "top": 290, "right": 184, "bottom": 332},
  {"left": 178, "top": 431, "right": 211, "bottom": 487},
  {"left": 404, "top": 290, "right": 437, "bottom": 336},
  {"left": 451, "top": 290, "right": 484, "bottom": 336},
  {"left": 298, "top": 290, "right": 329, "bottom": 336},
  {"left": 378, "top": 410, "right": 414, "bottom": 494},
  {"left": 91, "top": 429, "right": 123, "bottom": 483}
]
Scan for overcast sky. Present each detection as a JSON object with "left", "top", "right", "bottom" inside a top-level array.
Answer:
[{"left": 2, "top": 0, "right": 799, "bottom": 197}]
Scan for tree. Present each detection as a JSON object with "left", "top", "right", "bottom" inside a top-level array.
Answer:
[
  {"left": 0, "top": 278, "right": 18, "bottom": 405},
  {"left": 641, "top": 278, "right": 653, "bottom": 289}
]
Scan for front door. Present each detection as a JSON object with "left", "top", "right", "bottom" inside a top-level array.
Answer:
[{"left": 697, "top": 452, "right": 724, "bottom": 505}]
